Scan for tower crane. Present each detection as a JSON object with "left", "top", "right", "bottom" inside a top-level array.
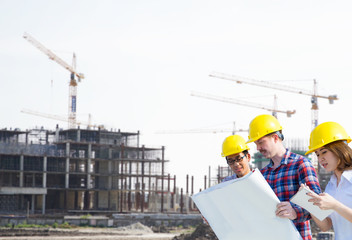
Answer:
[
  {"left": 209, "top": 71, "right": 338, "bottom": 130},
  {"left": 191, "top": 91, "right": 296, "bottom": 118},
  {"left": 23, "top": 32, "right": 84, "bottom": 129}
]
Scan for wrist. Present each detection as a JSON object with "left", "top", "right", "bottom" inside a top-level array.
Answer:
[{"left": 289, "top": 209, "right": 297, "bottom": 220}]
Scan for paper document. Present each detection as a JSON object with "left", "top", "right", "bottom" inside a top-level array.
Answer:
[
  {"left": 290, "top": 185, "right": 333, "bottom": 221},
  {"left": 192, "top": 169, "right": 302, "bottom": 240}
]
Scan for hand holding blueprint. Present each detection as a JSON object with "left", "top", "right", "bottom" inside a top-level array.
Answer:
[
  {"left": 290, "top": 185, "right": 333, "bottom": 221},
  {"left": 192, "top": 169, "right": 302, "bottom": 240}
]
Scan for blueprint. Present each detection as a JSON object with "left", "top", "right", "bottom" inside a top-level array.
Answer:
[{"left": 192, "top": 169, "right": 302, "bottom": 240}]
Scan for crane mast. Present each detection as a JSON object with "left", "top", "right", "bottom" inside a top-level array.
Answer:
[
  {"left": 191, "top": 91, "right": 296, "bottom": 118},
  {"left": 209, "top": 71, "right": 338, "bottom": 130},
  {"left": 23, "top": 32, "right": 84, "bottom": 129}
]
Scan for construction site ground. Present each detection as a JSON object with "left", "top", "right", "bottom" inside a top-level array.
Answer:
[
  {"left": 0, "top": 223, "right": 321, "bottom": 240},
  {"left": 0, "top": 222, "right": 202, "bottom": 240}
]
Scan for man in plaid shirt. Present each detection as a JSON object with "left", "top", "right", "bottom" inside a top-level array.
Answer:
[{"left": 247, "top": 114, "right": 321, "bottom": 240}]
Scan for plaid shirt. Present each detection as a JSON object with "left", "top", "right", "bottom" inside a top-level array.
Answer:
[{"left": 260, "top": 149, "right": 321, "bottom": 240}]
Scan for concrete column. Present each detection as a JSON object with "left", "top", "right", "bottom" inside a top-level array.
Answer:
[
  {"left": 20, "top": 155, "right": 24, "bottom": 187},
  {"left": 108, "top": 148, "right": 114, "bottom": 210},
  {"left": 77, "top": 128, "right": 81, "bottom": 142},
  {"left": 55, "top": 125, "right": 59, "bottom": 142},
  {"left": 161, "top": 146, "right": 165, "bottom": 212},
  {"left": 65, "top": 143, "right": 70, "bottom": 189},
  {"left": 87, "top": 144, "right": 92, "bottom": 189},
  {"left": 108, "top": 148, "right": 112, "bottom": 190},
  {"left": 43, "top": 156, "right": 47, "bottom": 188},
  {"left": 31, "top": 195, "right": 35, "bottom": 214},
  {"left": 185, "top": 194, "right": 189, "bottom": 213},
  {"left": 42, "top": 194, "right": 46, "bottom": 214}
]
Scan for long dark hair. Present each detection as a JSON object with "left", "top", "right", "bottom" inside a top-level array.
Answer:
[{"left": 324, "top": 140, "right": 352, "bottom": 172}]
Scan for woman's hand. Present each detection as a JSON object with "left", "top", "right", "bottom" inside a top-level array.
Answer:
[{"left": 307, "top": 192, "right": 338, "bottom": 210}]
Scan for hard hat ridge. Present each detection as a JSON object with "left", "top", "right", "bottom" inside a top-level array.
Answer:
[
  {"left": 305, "top": 121, "right": 351, "bottom": 155},
  {"left": 247, "top": 114, "right": 283, "bottom": 143},
  {"left": 221, "top": 135, "right": 250, "bottom": 157}
]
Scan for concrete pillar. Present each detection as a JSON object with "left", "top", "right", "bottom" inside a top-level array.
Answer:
[
  {"left": 87, "top": 144, "right": 92, "bottom": 189},
  {"left": 65, "top": 143, "right": 70, "bottom": 189},
  {"left": 31, "top": 195, "right": 35, "bottom": 214},
  {"left": 108, "top": 148, "right": 112, "bottom": 190},
  {"left": 43, "top": 156, "right": 47, "bottom": 188},
  {"left": 185, "top": 194, "right": 189, "bottom": 213},
  {"left": 161, "top": 146, "right": 165, "bottom": 212},
  {"left": 55, "top": 124, "right": 60, "bottom": 142},
  {"left": 42, "top": 194, "right": 46, "bottom": 214},
  {"left": 77, "top": 129, "right": 81, "bottom": 142},
  {"left": 42, "top": 156, "right": 47, "bottom": 215},
  {"left": 20, "top": 155, "right": 24, "bottom": 187}
]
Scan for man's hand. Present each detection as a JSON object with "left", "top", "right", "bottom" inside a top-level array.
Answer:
[{"left": 276, "top": 201, "right": 297, "bottom": 220}]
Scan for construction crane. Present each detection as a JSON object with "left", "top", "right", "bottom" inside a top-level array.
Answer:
[
  {"left": 191, "top": 91, "right": 296, "bottom": 118},
  {"left": 209, "top": 71, "right": 338, "bottom": 130},
  {"left": 23, "top": 32, "right": 84, "bottom": 129},
  {"left": 21, "top": 108, "right": 104, "bottom": 130}
]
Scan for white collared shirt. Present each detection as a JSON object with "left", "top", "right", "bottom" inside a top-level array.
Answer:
[{"left": 325, "top": 169, "right": 352, "bottom": 240}]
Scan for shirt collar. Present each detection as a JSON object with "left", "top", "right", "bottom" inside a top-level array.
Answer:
[
  {"left": 342, "top": 169, "right": 352, "bottom": 184},
  {"left": 330, "top": 169, "right": 352, "bottom": 185},
  {"left": 267, "top": 149, "right": 290, "bottom": 168}
]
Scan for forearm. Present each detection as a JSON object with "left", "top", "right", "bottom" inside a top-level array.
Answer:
[
  {"left": 292, "top": 205, "right": 311, "bottom": 223},
  {"left": 334, "top": 202, "right": 352, "bottom": 223},
  {"left": 310, "top": 214, "right": 332, "bottom": 232}
]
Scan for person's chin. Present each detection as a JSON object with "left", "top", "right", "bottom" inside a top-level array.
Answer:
[{"left": 260, "top": 152, "right": 269, "bottom": 158}]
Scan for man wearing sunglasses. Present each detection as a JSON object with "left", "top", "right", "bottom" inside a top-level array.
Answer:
[{"left": 221, "top": 134, "right": 252, "bottom": 181}]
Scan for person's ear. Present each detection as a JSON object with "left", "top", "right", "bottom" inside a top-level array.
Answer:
[{"left": 272, "top": 134, "right": 280, "bottom": 143}]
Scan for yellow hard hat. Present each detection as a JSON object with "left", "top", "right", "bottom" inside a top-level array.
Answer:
[
  {"left": 221, "top": 135, "right": 250, "bottom": 157},
  {"left": 305, "top": 121, "right": 351, "bottom": 155},
  {"left": 247, "top": 114, "right": 283, "bottom": 143}
]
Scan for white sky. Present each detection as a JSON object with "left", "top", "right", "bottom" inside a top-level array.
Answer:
[{"left": 1, "top": 0, "right": 352, "bottom": 192}]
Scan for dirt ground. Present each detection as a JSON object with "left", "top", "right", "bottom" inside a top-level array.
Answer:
[
  {"left": 0, "top": 222, "right": 195, "bottom": 240},
  {"left": 172, "top": 223, "right": 218, "bottom": 240}
]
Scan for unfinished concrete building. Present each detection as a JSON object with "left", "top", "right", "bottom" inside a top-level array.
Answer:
[{"left": 0, "top": 126, "right": 180, "bottom": 215}]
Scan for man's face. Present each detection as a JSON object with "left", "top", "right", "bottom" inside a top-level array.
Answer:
[
  {"left": 226, "top": 152, "right": 251, "bottom": 178},
  {"left": 254, "top": 135, "right": 275, "bottom": 159}
]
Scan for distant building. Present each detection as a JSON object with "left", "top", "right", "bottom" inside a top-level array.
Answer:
[{"left": 0, "top": 126, "right": 183, "bottom": 215}]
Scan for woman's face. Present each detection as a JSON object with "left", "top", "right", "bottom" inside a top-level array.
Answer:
[{"left": 315, "top": 147, "right": 339, "bottom": 172}]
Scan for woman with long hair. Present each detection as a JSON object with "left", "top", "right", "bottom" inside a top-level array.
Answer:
[{"left": 305, "top": 122, "right": 352, "bottom": 240}]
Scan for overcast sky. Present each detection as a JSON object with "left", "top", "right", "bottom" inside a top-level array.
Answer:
[{"left": 1, "top": 0, "right": 352, "bottom": 192}]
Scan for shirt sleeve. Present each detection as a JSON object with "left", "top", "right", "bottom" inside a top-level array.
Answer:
[{"left": 293, "top": 159, "right": 322, "bottom": 223}]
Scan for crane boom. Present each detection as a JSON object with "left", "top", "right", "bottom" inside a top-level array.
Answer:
[
  {"left": 209, "top": 71, "right": 338, "bottom": 102},
  {"left": 23, "top": 32, "right": 84, "bottom": 129},
  {"left": 209, "top": 71, "right": 338, "bottom": 130},
  {"left": 191, "top": 91, "right": 296, "bottom": 117},
  {"left": 23, "top": 32, "right": 84, "bottom": 80},
  {"left": 156, "top": 128, "right": 248, "bottom": 134},
  {"left": 21, "top": 109, "right": 104, "bottom": 130}
]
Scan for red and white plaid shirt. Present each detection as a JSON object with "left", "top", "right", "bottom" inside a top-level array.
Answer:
[{"left": 260, "top": 149, "right": 321, "bottom": 240}]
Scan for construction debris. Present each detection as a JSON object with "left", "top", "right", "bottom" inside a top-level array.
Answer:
[
  {"left": 116, "top": 222, "right": 153, "bottom": 233},
  {"left": 172, "top": 223, "right": 218, "bottom": 240}
]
